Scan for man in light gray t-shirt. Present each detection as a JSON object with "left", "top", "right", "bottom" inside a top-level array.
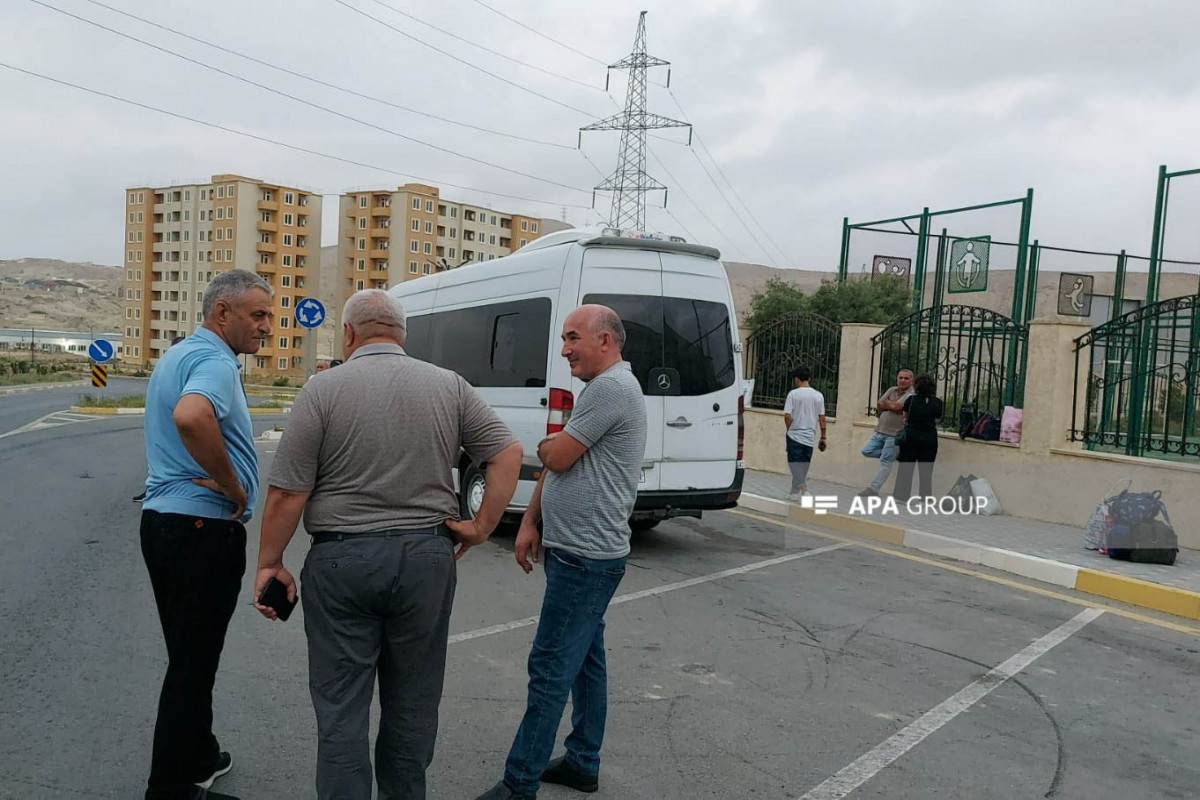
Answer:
[{"left": 475, "top": 304, "right": 647, "bottom": 800}]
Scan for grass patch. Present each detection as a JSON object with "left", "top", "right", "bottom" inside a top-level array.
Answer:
[
  {"left": 0, "top": 371, "right": 83, "bottom": 386},
  {"left": 76, "top": 393, "right": 146, "bottom": 408}
]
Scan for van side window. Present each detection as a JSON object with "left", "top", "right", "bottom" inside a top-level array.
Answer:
[
  {"left": 404, "top": 298, "right": 551, "bottom": 388},
  {"left": 583, "top": 294, "right": 735, "bottom": 396}
]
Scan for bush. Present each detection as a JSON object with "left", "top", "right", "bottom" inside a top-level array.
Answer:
[{"left": 272, "top": 376, "right": 290, "bottom": 387}]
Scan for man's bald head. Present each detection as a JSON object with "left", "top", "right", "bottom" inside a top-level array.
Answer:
[{"left": 561, "top": 304, "right": 626, "bottom": 381}]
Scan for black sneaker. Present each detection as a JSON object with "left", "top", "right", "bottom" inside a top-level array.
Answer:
[
  {"left": 856, "top": 488, "right": 879, "bottom": 498},
  {"left": 196, "top": 752, "right": 232, "bottom": 790},
  {"left": 541, "top": 756, "right": 599, "bottom": 793},
  {"left": 132, "top": 491, "right": 147, "bottom": 503}
]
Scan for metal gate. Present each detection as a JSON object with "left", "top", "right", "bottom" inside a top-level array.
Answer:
[{"left": 744, "top": 313, "right": 840, "bottom": 415}]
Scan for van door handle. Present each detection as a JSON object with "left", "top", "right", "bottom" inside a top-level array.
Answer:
[{"left": 666, "top": 417, "right": 692, "bottom": 428}]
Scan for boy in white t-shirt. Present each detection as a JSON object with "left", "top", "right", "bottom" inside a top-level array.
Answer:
[{"left": 782, "top": 365, "right": 827, "bottom": 497}]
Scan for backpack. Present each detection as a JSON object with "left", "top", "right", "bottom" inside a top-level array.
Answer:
[
  {"left": 1108, "top": 490, "right": 1165, "bottom": 527},
  {"left": 1108, "top": 519, "right": 1178, "bottom": 565},
  {"left": 958, "top": 403, "right": 978, "bottom": 439},
  {"left": 967, "top": 412, "right": 1001, "bottom": 441}
]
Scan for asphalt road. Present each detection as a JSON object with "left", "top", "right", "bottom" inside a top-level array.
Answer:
[{"left": 0, "top": 400, "right": 1197, "bottom": 800}]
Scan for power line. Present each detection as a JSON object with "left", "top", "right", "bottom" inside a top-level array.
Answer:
[
  {"left": 78, "top": 0, "right": 573, "bottom": 150},
  {"left": 330, "top": 0, "right": 600, "bottom": 118},
  {"left": 648, "top": 147, "right": 744, "bottom": 260},
  {"left": 361, "top": 0, "right": 600, "bottom": 92},
  {"left": 0, "top": 61, "right": 591, "bottom": 210},
  {"left": 666, "top": 87, "right": 793, "bottom": 265},
  {"left": 30, "top": 0, "right": 589, "bottom": 195},
  {"left": 465, "top": 0, "right": 607, "bottom": 66}
]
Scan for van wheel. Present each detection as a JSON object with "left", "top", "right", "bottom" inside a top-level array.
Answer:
[
  {"left": 630, "top": 519, "right": 660, "bottom": 533},
  {"left": 459, "top": 464, "right": 486, "bottom": 521}
]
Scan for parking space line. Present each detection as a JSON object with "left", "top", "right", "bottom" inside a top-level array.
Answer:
[
  {"left": 448, "top": 541, "right": 853, "bottom": 646},
  {"left": 732, "top": 509, "right": 1200, "bottom": 637},
  {"left": 799, "top": 607, "right": 1104, "bottom": 800}
]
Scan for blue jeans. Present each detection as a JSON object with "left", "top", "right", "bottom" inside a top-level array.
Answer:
[
  {"left": 861, "top": 431, "right": 899, "bottom": 492},
  {"left": 785, "top": 437, "right": 814, "bottom": 493},
  {"left": 504, "top": 548, "right": 627, "bottom": 796}
]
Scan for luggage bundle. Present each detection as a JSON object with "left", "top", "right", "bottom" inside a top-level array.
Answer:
[{"left": 1087, "top": 483, "right": 1178, "bottom": 566}]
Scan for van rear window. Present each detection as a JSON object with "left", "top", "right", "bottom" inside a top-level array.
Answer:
[{"left": 584, "top": 294, "right": 735, "bottom": 396}]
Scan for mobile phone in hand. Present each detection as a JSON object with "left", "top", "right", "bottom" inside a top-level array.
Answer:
[{"left": 258, "top": 577, "right": 298, "bottom": 621}]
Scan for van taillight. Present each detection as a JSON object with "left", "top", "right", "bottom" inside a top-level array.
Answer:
[
  {"left": 737, "top": 395, "right": 745, "bottom": 461},
  {"left": 548, "top": 388, "right": 574, "bottom": 434}
]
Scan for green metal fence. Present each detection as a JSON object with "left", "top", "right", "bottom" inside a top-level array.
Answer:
[
  {"left": 1072, "top": 293, "right": 1200, "bottom": 460},
  {"left": 744, "top": 313, "right": 840, "bottom": 414}
]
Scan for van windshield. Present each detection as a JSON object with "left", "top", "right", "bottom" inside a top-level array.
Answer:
[{"left": 583, "top": 294, "right": 735, "bottom": 396}]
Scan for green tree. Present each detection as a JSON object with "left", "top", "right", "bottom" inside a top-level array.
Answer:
[{"left": 743, "top": 275, "right": 911, "bottom": 331}]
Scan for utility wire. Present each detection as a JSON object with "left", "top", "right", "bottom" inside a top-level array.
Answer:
[
  {"left": 666, "top": 87, "right": 793, "bottom": 265},
  {"left": 79, "top": 0, "right": 573, "bottom": 150},
  {"left": 29, "top": 0, "right": 589, "bottom": 194},
  {"left": 648, "top": 148, "right": 744, "bottom": 260},
  {"left": 0, "top": 61, "right": 591, "bottom": 209},
  {"left": 465, "top": 0, "right": 607, "bottom": 66},
  {"left": 361, "top": 0, "right": 600, "bottom": 91},
  {"left": 330, "top": 0, "right": 599, "bottom": 118}
]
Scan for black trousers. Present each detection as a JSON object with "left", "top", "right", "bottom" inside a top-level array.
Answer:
[
  {"left": 894, "top": 436, "right": 939, "bottom": 502},
  {"left": 140, "top": 510, "right": 246, "bottom": 800}
]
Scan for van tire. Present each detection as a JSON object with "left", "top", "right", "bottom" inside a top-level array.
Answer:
[
  {"left": 630, "top": 519, "right": 660, "bottom": 533},
  {"left": 459, "top": 463, "right": 486, "bottom": 521}
]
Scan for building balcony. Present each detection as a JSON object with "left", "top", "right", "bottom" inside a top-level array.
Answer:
[
  {"left": 368, "top": 269, "right": 390, "bottom": 281},
  {"left": 153, "top": 204, "right": 166, "bottom": 215},
  {"left": 257, "top": 200, "right": 279, "bottom": 211},
  {"left": 150, "top": 300, "right": 173, "bottom": 312},
  {"left": 150, "top": 281, "right": 172, "bottom": 293},
  {"left": 256, "top": 242, "right": 278, "bottom": 254},
  {"left": 372, "top": 206, "right": 391, "bottom": 217},
  {"left": 256, "top": 262, "right": 278, "bottom": 274},
  {"left": 369, "top": 249, "right": 390, "bottom": 259},
  {"left": 370, "top": 227, "right": 390, "bottom": 238},
  {"left": 257, "top": 221, "right": 278, "bottom": 233}
]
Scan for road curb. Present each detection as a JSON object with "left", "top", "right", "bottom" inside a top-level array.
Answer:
[
  {"left": 0, "top": 379, "right": 88, "bottom": 395},
  {"left": 738, "top": 492, "right": 1200, "bottom": 621},
  {"left": 69, "top": 405, "right": 144, "bottom": 415}
]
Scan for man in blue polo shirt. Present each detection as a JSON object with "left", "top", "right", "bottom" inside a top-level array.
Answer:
[{"left": 140, "top": 269, "right": 273, "bottom": 800}]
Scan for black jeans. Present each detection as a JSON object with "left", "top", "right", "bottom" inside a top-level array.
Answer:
[
  {"left": 894, "top": 435, "right": 938, "bottom": 502},
  {"left": 140, "top": 510, "right": 246, "bottom": 800}
]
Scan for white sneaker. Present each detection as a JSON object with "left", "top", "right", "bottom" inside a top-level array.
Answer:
[{"left": 787, "top": 491, "right": 801, "bottom": 501}]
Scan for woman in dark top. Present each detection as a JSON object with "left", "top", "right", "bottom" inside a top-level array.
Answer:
[{"left": 893, "top": 372, "right": 943, "bottom": 502}]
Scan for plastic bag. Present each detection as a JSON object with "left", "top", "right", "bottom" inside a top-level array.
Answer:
[
  {"left": 999, "top": 406, "right": 1023, "bottom": 444},
  {"left": 969, "top": 477, "right": 1001, "bottom": 515}
]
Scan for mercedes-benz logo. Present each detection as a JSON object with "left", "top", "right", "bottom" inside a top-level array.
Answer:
[{"left": 657, "top": 373, "right": 672, "bottom": 391}]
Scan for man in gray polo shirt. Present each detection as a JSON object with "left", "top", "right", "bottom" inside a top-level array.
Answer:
[
  {"left": 254, "top": 289, "right": 522, "bottom": 800},
  {"left": 476, "top": 304, "right": 647, "bottom": 800}
]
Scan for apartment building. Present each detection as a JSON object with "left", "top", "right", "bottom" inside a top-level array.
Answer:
[{"left": 121, "top": 174, "right": 323, "bottom": 381}]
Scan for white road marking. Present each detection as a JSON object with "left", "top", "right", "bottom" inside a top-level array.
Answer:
[
  {"left": 799, "top": 607, "right": 1104, "bottom": 800},
  {"left": 0, "top": 410, "right": 104, "bottom": 440},
  {"left": 448, "top": 541, "right": 852, "bottom": 645}
]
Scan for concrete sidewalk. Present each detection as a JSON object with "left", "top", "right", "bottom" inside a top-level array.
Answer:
[{"left": 739, "top": 469, "right": 1200, "bottom": 620}]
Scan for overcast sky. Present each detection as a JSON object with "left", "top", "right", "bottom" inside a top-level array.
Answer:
[{"left": 3, "top": 0, "right": 1200, "bottom": 272}]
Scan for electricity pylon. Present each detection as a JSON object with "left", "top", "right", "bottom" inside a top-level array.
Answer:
[{"left": 580, "top": 11, "right": 691, "bottom": 231}]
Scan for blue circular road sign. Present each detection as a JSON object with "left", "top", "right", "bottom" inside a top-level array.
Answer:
[
  {"left": 294, "top": 297, "right": 326, "bottom": 329},
  {"left": 88, "top": 339, "right": 115, "bottom": 363}
]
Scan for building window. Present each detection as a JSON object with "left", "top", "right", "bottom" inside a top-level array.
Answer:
[
  {"left": 521, "top": 220, "right": 528, "bottom": 232},
  {"left": 128, "top": 212, "right": 135, "bottom": 223},
  {"left": 490, "top": 215, "right": 497, "bottom": 225},
  {"left": 278, "top": 358, "right": 287, "bottom": 370},
  {"left": 284, "top": 213, "right": 294, "bottom": 226},
  {"left": 281, "top": 275, "right": 291, "bottom": 288},
  {"left": 217, "top": 186, "right": 225, "bottom": 198},
  {"left": 126, "top": 308, "right": 133, "bottom": 319},
  {"left": 411, "top": 197, "right": 420, "bottom": 210},
  {"left": 411, "top": 219, "right": 420, "bottom": 232},
  {"left": 357, "top": 258, "right": 365, "bottom": 270},
  {"left": 359, "top": 196, "right": 368, "bottom": 208},
  {"left": 282, "top": 255, "right": 292, "bottom": 267},
  {"left": 183, "top": 251, "right": 190, "bottom": 262},
  {"left": 426, "top": 200, "right": 434, "bottom": 213},
  {"left": 216, "top": 229, "right": 224, "bottom": 241},
  {"left": 183, "top": 210, "right": 190, "bottom": 221},
  {"left": 225, "top": 249, "right": 232, "bottom": 261},
  {"left": 532, "top": 222, "right": 539, "bottom": 233},
  {"left": 450, "top": 207, "right": 458, "bottom": 218},
  {"left": 225, "top": 227, "right": 232, "bottom": 240},
  {"left": 359, "top": 217, "right": 367, "bottom": 230},
  {"left": 125, "top": 326, "right": 132, "bottom": 337},
  {"left": 135, "top": 309, "right": 141, "bottom": 319},
  {"left": 260, "top": 253, "right": 270, "bottom": 264},
  {"left": 126, "top": 288, "right": 133, "bottom": 299},
  {"left": 357, "top": 238, "right": 366, "bottom": 251},
  {"left": 410, "top": 241, "right": 419, "bottom": 253},
  {"left": 409, "top": 261, "right": 418, "bottom": 274},
  {"left": 227, "top": 185, "right": 235, "bottom": 198},
  {"left": 284, "top": 191, "right": 294, "bottom": 205},
  {"left": 216, "top": 207, "right": 224, "bottom": 220},
  {"left": 280, "top": 315, "right": 290, "bottom": 327},
  {"left": 423, "top": 242, "right": 432, "bottom": 254},
  {"left": 520, "top": 239, "right": 527, "bottom": 247},
  {"left": 423, "top": 263, "right": 431, "bottom": 275},
  {"left": 490, "top": 235, "right": 496, "bottom": 245},
  {"left": 128, "top": 192, "right": 136, "bottom": 205},
  {"left": 356, "top": 280, "right": 365, "bottom": 290},
  {"left": 449, "top": 248, "right": 456, "bottom": 258},
  {"left": 127, "top": 251, "right": 134, "bottom": 263},
  {"left": 424, "top": 221, "right": 433, "bottom": 234},
  {"left": 216, "top": 251, "right": 224, "bottom": 262},
  {"left": 137, "top": 192, "right": 144, "bottom": 203},
  {"left": 283, "top": 233, "right": 293, "bottom": 246},
  {"left": 280, "top": 296, "right": 291, "bottom": 308},
  {"left": 136, "top": 252, "right": 143, "bottom": 262},
  {"left": 184, "top": 190, "right": 191, "bottom": 202},
  {"left": 278, "top": 337, "right": 288, "bottom": 349}
]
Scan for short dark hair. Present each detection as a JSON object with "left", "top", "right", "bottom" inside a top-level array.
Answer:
[
  {"left": 329, "top": 359, "right": 344, "bottom": 368},
  {"left": 792, "top": 365, "right": 811, "bottom": 382},
  {"left": 914, "top": 372, "right": 937, "bottom": 396}
]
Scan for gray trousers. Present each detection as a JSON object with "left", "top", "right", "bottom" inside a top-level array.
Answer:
[{"left": 301, "top": 532, "right": 457, "bottom": 800}]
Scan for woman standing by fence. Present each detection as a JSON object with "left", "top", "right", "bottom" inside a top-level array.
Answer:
[{"left": 893, "top": 372, "right": 943, "bottom": 502}]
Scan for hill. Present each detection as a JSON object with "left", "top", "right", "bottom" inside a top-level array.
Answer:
[{"left": 0, "top": 258, "right": 124, "bottom": 332}]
